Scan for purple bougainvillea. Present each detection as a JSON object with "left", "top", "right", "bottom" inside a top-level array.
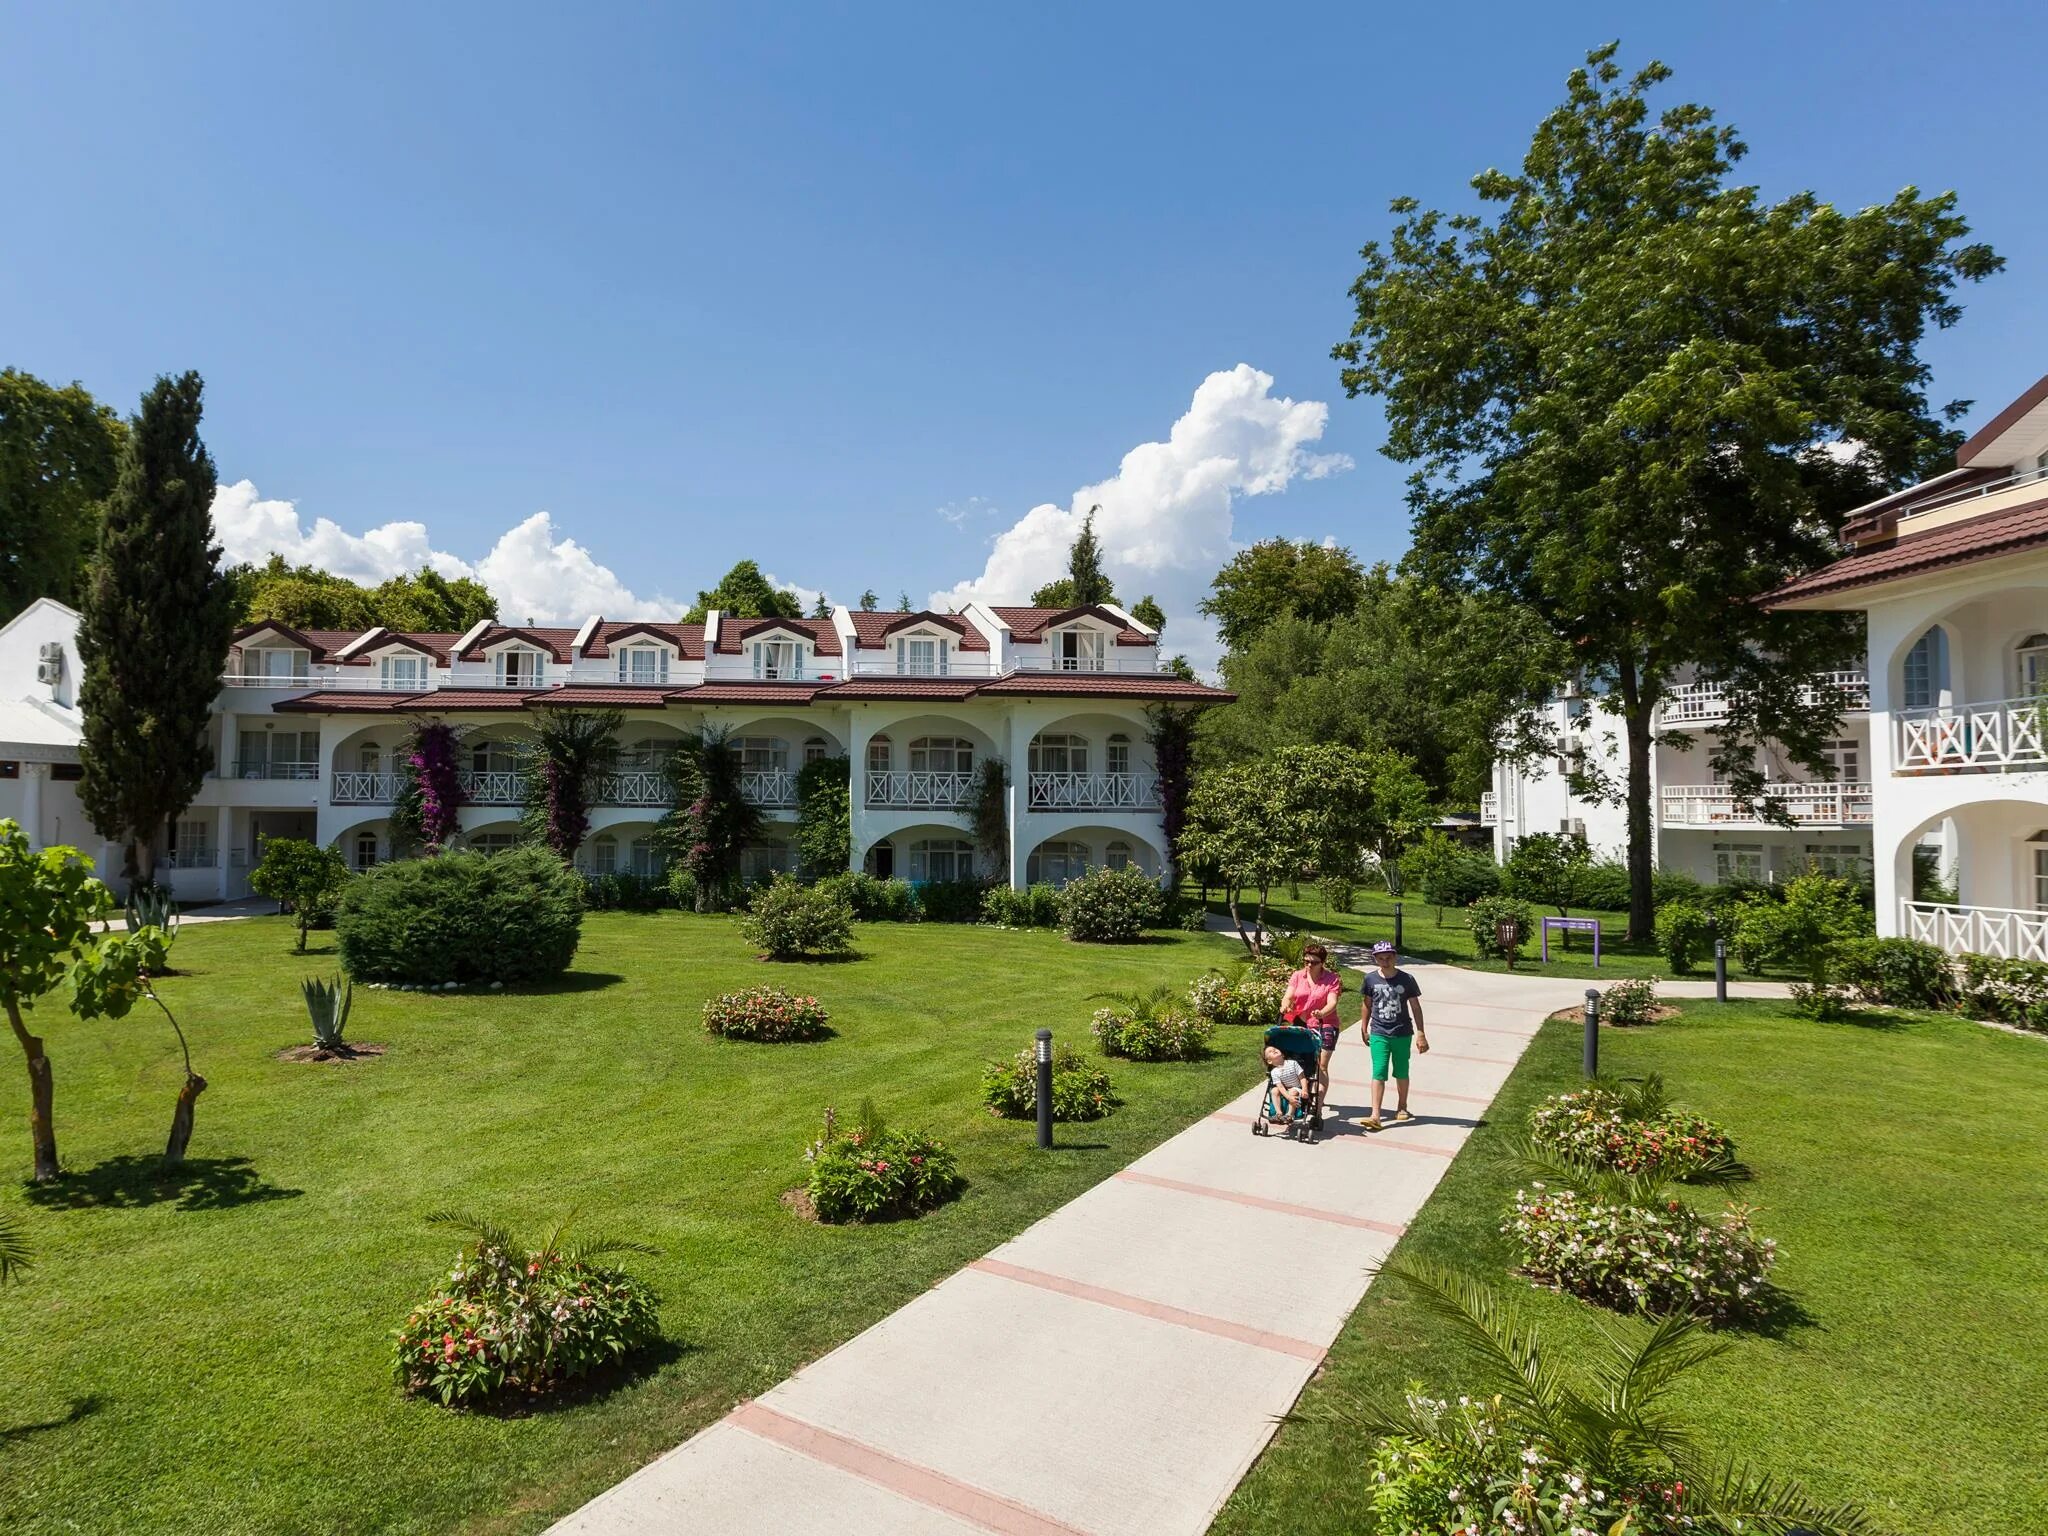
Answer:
[{"left": 409, "top": 722, "right": 466, "bottom": 852}]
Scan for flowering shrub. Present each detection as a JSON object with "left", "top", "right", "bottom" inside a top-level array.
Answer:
[
  {"left": 1599, "top": 974, "right": 1661, "bottom": 1027},
  {"left": 801, "top": 1106, "right": 963, "bottom": 1223},
  {"left": 1829, "top": 936, "right": 1955, "bottom": 1009},
  {"left": 1529, "top": 1086, "right": 1733, "bottom": 1176},
  {"left": 1958, "top": 953, "right": 2048, "bottom": 1032},
  {"left": 1506, "top": 1185, "right": 1775, "bottom": 1323},
  {"left": 388, "top": 721, "right": 467, "bottom": 853},
  {"left": 1467, "top": 895, "right": 1535, "bottom": 961},
  {"left": 1187, "top": 961, "right": 1289, "bottom": 1028},
  {"left": 1090, "top": 999, "right": 1212, "bottom": 1062},
  {"left": 738, "top": 874, "right": 854, "bottom": 959},
  {"left": 980, "top": 1043, "right": 1119, "bottom": 1121},
  {"left": 1057, "top": 865, "right": 1160, "bottom": 943},
  {"left": 392, "top": 1218, "right": 660, "bottom": 1407},
  {"left": 702, "top": 985, "right": 831, "bottom": 1042}
]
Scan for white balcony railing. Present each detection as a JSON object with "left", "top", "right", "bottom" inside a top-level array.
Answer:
[
  {"left": 1902, "top": 901, "right": 2048, "bottom": 962},
  {"left": 1027, "top": 771, "right": 1161, "bottom": 812},
  {"left": 1480, "top": 791, "right": 1498, "bottom": 826},
  {"left": 739, "top": 769, "right": 797, "bottom": 808},
  {"left": 232, "top": 759, "right": 321, "bottom": 781},
  {"left": 1662, "top": 670, "right": 1870, "bottom": 726},
  {"left": 332, "top": 771, "right": 401, "bottom": 804},
  {"left": 458, "top": 769, "right": 529, "bottom": 806},
  {"left": 333, "top": 768, "right": 672, "bottom": 808},
  {"left": 867, "top": 770, "right": 975, "bottom": 809},
  {"left": 1659, "top": 781, "right": 1874, "bottom": 828},
  {"left": 596, "top": 770, "right": 673, "bottom": 808},
  {"left": 160, "top": 847, "right": 218, "bottom": 870},
  {"left": 843, "top": 657, "right": 1002, "bottom": 679},
  {"left": 220, "top": 669, "right": 440, "bottom": 692},
  {"left": 1894, "top": 696, "right": 2048, "bottom": 774}
]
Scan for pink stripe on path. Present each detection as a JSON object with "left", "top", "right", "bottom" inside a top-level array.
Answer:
[
  {"left": 1429, "top": 1020, "right": 1538, "bottom": 1038},
  {"left": 1209, "top": 1111, "right": 1456, "bottom": 1158},
  {"left": 1427, "top": 1050, "right": 1519, "bottom": 1066},
  {"left": 730, "top": 1401, "right": 1091, "bottom": 1536},
  {"left": 969, "top": 1258, "right": 1325, "bottom": 1362},
  {"left": 1114, "top": 1169, "right": 1408, "bottom": 1236}
]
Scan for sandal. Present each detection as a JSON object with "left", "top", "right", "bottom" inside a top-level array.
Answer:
[
  {"left": 1357, "top": 1116, "right": 1383, "bottom": 1133},
  {"left": 1394, "top": 1108, "right": 1414, "bottom": 1123}
]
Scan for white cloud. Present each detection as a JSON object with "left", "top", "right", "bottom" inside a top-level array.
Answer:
[
  {"left": 765, "top": 573, "right": 827, "bottom": 615},
  {"left": 930, "top": 364, "right": 1349, "bottom": 672},
  {"left": 210, "top": 480, "right": 675, "bottom": 624}
]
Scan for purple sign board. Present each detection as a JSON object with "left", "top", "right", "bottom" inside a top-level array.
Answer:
[{"left": 1540, "top": 915, "right": 1601, "bottom": 966}]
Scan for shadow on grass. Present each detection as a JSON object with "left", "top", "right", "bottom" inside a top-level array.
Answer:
[
  {"left": 25, "top": 1155, "right": 303, "bottom": 1212},
  {"left": 754, "top": 950, "right": 867, "bottom": 965},
  {"left": 1725, "top": 1283, "right": 1821, "bottom": 1340},
  {"left": 717, "top": 1025, "right": 841, "bottom": 1045},
  {"left": 464, "top": 1338, "right": 693, "bottom": 1418},
  {"left": 0, "top": 1394, "right": 103, "bottom": 1445},
  {"left": 506, "top": 972, "right": 628, "bottom": 995}
]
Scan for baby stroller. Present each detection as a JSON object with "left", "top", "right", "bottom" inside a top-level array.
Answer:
[{"left": 1254, "top": 1024, "right": 1325, "bottom": 1143}]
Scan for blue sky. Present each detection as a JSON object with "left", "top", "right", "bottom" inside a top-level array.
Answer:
[{"left": 4, "top": 3, "right": 2043, "bottom": 663}]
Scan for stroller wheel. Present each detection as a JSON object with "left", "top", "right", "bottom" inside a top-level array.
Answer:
[{"left": 1251, "top": 1118, "right": 1267, "bottom": 1137}]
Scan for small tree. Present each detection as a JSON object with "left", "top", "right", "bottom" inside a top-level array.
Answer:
[
  {"left": 858, "top": 589, "right": 878, "bottom": 612},
  {"left": 1145, "top": 704, "right": 1199, "bottom": 886},
  {"left": 969, "top": 757, "right": 1009, "bottom": 875},
  {"left": 659, "top": 727, "right": 762, "bottom": 910},
  {"left": 1030, "top": 506, "right": 1118, "bottom": 608},
  {"left": 794, "top": 756, "right": 851, "bottom": 876},
  {"left": 681, "top": 560, "right": 802, "bottom": 624},
  {"left": 521, "top": 707, "right": 624, "bottom": 861},
  {"left": 248, "top": 838, "right": 352, "bottom": 952},
  {"left": 1504, "top": 831, "right": 1594, "bottom": 919}
]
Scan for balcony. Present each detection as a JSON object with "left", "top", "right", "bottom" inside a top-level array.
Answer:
[
  {"left": 220, "top": 668, "right": 440, "bottom": 692},
  {"left": 1026, "top": 772, "right": 1161, "bottom": 812},
  {"left": 1894, "top": 696, "right": 2048, "bottom": 774},
  {"left": 1901, "top": 901, "right": 2048, "bottom": 962},
  {"left": 230, "top": 757, "right": 320, "bottom": 781},
  {"left": 331, "top": 767, "right": 675, "bottom": 809},
  {"left": 1662, "top": 670, "right": 1870, "bottom": 726},
  {"left": 738, "top": 769, "right": 797, "bottom": 809},
  {"left": 1659, "top": 781, "right": 1874, "bottom": 829},
  {"left": 867, "top": 770, "right": 975, "bottom": 809},
  {"left": 596, "top": 769, "right": 673, "bottom": 808},
  {"left": 1480, "top": 791, "right": 1498, "bottom": 826}
]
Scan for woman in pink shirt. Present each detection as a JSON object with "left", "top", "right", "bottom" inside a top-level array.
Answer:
[{"left": 1282, "top": 941, "right": 1345, "bottom": 1097}]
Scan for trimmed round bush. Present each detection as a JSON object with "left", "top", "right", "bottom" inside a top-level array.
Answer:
[
  {"left": 981, "top": 883, "right": 1061, "bottom": 929},
  {"left": 802, "top": 1108, "right": 964, "bottom": 1223},
  {"left": 392, "top": 1225, "right": 659, "bottom": 1407},
  {"left": 1829, "top": 936, "right": 1957, "bottom": 1009},
  {"left": 1600, "top": 975, "right": 1661, "bottom": 1027},
  {"left": 337, "top": 846, "right": 583, "bottom": 985},
  {"left": 915, "top": 878, "right": 992, "bottom": 924},
  {"left": 703, "top": 986, "right": 830, "bottom": 1041},
  {"left": 1505, "top": 1186, "right": 1775, "bottom": 1323},
  {"left": 1571, "top": 860, "right": 1631, "bottom": 912},
  {"left": 1467, "top": 895, "right": 1535, "bottom": 961},
  {"left": 1090, "top": 1002, "right": 1212, "bottom": 1062},
  {"left": 738, "top": 874, "right": 854, "bottom": 959},
  {"left": 816, "top": 871, "right": 918, "bottom": 922},
  {"left": 980, "top": 1043, "right": 1119, "bottom": 1121},
  {"left": 1654, "top": 900, "right": 1715, "bottom": 974},
  {"left": 1057, "top": 865, "right": 1159, "bottom": 943}
]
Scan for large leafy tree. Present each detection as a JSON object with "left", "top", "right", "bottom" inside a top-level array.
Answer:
[
  {"left": 1199, "top": 537, "right": 1368, "bottom": 654},
  {"left": 1335, "top": 44, "right": 2000, "bottom": 936},
  {"left": 368, "top": 568, "right": 498, "bottom": 631},
  {"left": 77, "top": 373, "right": 239, "bottom": 883},
  {"left": 0, "top": 369, "right": 127, "bottom": 624},
  {"left": 1030, "top": 507, "right": 1118, "bottom": 608},
  {"left": 228, "top": 555, "right": 498, "bottom": 632},
  {"left": 681, "top": 560, "right": 802, "bottom": 624},
  {"left": 1204, "top": 565, "right": 1563, "bottom": 804}
]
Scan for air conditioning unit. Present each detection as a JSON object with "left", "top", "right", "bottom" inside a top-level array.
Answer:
[{"left": 35, "top": 642, "right": 63, "bottom": 685}]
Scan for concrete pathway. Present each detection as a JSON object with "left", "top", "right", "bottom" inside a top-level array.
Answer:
[{"left": 549, "top": 963, "right": 1782, "bottom": 1536}]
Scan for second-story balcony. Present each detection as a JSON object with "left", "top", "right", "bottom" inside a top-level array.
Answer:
[
  {"left": 1894, "top": 696, "right": 2048, "bottom": 774},
  {"left": 229, "top": 756, "right": 321, "bottom": 781},
  {"left": 1480, "top": 791, "right": 1498, "bottom": 826},
  {"left": 1662, "top": 670, "right": 1870, "bottom": 727},
  {"left": 1660, "top": 781, "right": 1874, "bottom": 829},
  {"left": 867, "top": 770, "right": 975, "bottom": 809},
  {"left": 329, "top": 768, "right": 684, "bottom": 810},
  {"left": 1027, "top": 771, "right": 1162, "bottom": 813}
]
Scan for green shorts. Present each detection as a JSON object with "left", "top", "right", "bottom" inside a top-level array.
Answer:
[{"left": 1369, "top": 1031, "right": 1412, "bottom": 1082}]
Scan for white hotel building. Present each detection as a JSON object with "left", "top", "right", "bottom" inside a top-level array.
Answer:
[
  {"left": 1485, "top": 369, "right": 2048, "bottom": 960},
  {"left": 0, "top": 598, "right": 1226, "bottom": 903}
]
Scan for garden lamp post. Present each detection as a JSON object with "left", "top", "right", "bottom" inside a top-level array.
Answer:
[{"left": 1034, "top": 1028, "right": 1052, "bottom": 1150}]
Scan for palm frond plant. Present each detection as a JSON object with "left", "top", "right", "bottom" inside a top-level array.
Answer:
[
  {"left": 520, "top": 707, "right": 624, "bottom": 861},
  {"left": 657, "top": 726, "right": 763, "bottom": 911},
  {"left": 0, "top": 1208, "right": 30, "bottom": 1284},
  {"left": 1306, "top": 1258, "right": 1874, "bottom": 1535}
]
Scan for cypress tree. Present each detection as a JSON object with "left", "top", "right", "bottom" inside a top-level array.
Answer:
[
  {"left": 77, "top": 372, "right": 238, "bottom": 884},
  {"left": 1030, "top": 506, "right": 1118, "bottom": 608}
]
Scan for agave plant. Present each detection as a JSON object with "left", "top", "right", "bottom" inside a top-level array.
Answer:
[
  {"left": 302, "top": 974, "right": 353, "bottom": 1050},
  {"left": 125, "top": 885, "right": 180, "bottom": 945},
  {"left": 1311, "top": 1258, "right": 1874, "bottom": 1535}
]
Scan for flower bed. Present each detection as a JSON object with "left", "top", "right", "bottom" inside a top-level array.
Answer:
[
  {"left": 1529, "top": 1086, "right": 1732, "bottom": 1176},
  {"left": 702, "top": 986, "right": 831, "bottom": 1042},
  {"left": 801, "top": 1108, "right": 964, "bottom": 1223},
  {"left": 1186, "top": 961, "right": 1289, "bottom": 1028},
  {"left": 1090, "top": 1002, "right": 1212, "bottom": 1062},
  {"left": 1505, "top": 1185, "right": 1774, "bottom": 1323},
  {"left": 979, "top": 1042, "right": 1119, "bottom": 1121},
  {"left": 393, "top": 1231, "right": 660, "bottom": 1407}
]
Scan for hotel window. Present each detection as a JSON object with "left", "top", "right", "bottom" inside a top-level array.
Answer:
[
  {"left": 752, "top": 640, "right": 804, "bottom": 680},
  {"left": 866, "top": 735, "right": 893, "bottom": 774},
  {"left": 1104, "top": 840, "right": 1134, "bottom": 871},
  {"left": 1029, "top": 733, "right": 1087, "bottom": 775},
  {"left": 1901, "top": 628, "right": 1946, "bottom": 711},
  {"left": 1825, "top": 739, "right": 1860, "bottom": 783},
  {"left": 468, "top": 831, "right": 521, "bottom": 856},
  {"left": 380, "top": 653, "right": 428, "bottom": 690},
  {"left": 803, "top": 737, "right": 829, "bottom": 764},
  {"left": 470, "top": 740, "right": 521, "bottom": 776},
  {"left": 2035, "top": 843, "right": 2048, "bottom": 913},
  {"left": 1713, "top": 843, "right": 1765, "bottom": 884},
  {"left": 354, "top": 832, "right": 379, "bottom": 870},
  {"left": 896, "top": 636, "right": 947, "bottom": 676},
  {"left": 908, "top": 837, "right": 974, "bottom": 882},
  {"left": 358, "top": 742, "right": 383, "bottom": 774},
  {"left": 495, "top": 648, "right": 543, "bottom": 687},
  {"left": 736, "top": 737, "right": 787, "bottom": 774},
  {"left": 589, "top": 835, "right": 618, "bottom": 876},
  {"left": 1106, "top": 734, "right": 1131, "bottom": 776},
  {"left": 52, "top": 762, "right": 82, "bottom": 781},
  {"left": 2017, "top": 633, "right": 2048, "bottom": 698},
  {"left": 1026, "top": 840, "right": 1090, "bottom": 887},
  {"left": 909, "top": 737, "right": 972, "bottom": 774},
  {"left": 1051, "top": 628, "right": 1106, "bottom": 671},
  {"left": 170, "top": 818, "right": 215, "bottom": 868},
  {"left": 740, "top": 842, "right": 794, "bottom": 882},
  {"left": 618, "top": 646, "right": 668, "bottom": 685},
  {"left": 243, "top": 646, "right": 309, "bottom": 682}
]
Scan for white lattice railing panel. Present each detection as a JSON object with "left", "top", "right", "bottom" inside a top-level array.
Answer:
[
  {"left": 1659, "top": 781, "right": 1873, "bottom": 827},
  {"left": 1894, "top": 697, "right": 2048, "bottom": 773},
  {"left": 1480, "top": 792, "right": 1498, "bottom": 826},
  {"left": 867, "top": 770, "right": 975, "bottom": 809},
  {"left": 1902, "top": 901, "right": 2048, "bottom": 962},
  {"left": 739, "top": 770, "right": 798, "bottom": 808},
  {"left": 597, "top": 770, "right": 673, "bottom": 808},
  {"left": 1663, "top": 670, "right": 1870, "bottom": 726},
  {"left": 457, "top": 769, "right": 529, "bottom": 805},
  {"left": 1027, "top": 772, "right": 1162, "bottom": 812},
  {"left": 331, "top": 771, "right": 401, "bottom": 804}
]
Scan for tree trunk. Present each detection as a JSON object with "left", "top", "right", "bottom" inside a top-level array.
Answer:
[
  {"left": 6, "top": 1000, "right": 59, "bottom": 1183},
  {"left": 1620, "top": 694, "right": 1656, "bottom": 942},
  {"left": 1226, "top": 887, "right": 1255, "bottom": 958},
  {"left": 165, "top": 1073, "right": 207, "bottom": 1164},
  {"left": 134, "top": 837, "right": 158, "bottom": 887}
]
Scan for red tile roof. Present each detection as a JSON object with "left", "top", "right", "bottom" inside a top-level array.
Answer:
[
  {"left": 272, "top": 690, "right": 432, "bottom": 713},
  {"left": 453, "top": 625, "right": 574, "bottom": 661},
  {"left": 586, "top": 621, "right": 704, "bottom": 660},
  {"left": 973, "top": 673, "right": 1229, "bottom": 700},
  {"left": 713, "top": 616, "right": 843, "bottom": 656},
  {"left": 827, "top": 677, "right": 984, "bottom": 701},
  {"left": 847, "top": 610, "right": 990, "bottom": 651},
  {"left": 1765, "top": 496, "right": 2048, "bottom": 606},
  {"left": 334, "top": 630, "right": 465, "bottom": 666},
  {"left": 414, "top": 688, "right": 546, "bottom": 710},
  {"left": 672, "top": 681, "right": 836, "bottom": 704},
  {"left": 529, "top": 686, "right": 676, "bottom": 709},
  {"left": 990, "top": 604, "right": 1155, "bottom": 646},
  {"left": 230, "top": 623, "right": 355, "bottom": 661}
]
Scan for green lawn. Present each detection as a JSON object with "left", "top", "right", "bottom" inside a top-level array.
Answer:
[
  {"left": 1, "top": 913, "right": 1251, "bottom": 1535},
  {"left": 1214, "top": 998, "right": 2048, "bottom": 1535}
]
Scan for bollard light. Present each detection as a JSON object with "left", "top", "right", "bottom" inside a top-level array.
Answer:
[
  {"left": 1034, "top": 1028, "right": 1053, "bottom": 1150},
  {"left": 1714, "top": 937, "right": 1729, "bottom": 1004},
  {"left": 1583, "top": 987, "right": 1600, "bottom": 1079}
]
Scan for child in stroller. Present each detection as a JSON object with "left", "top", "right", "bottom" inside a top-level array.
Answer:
[{"left": 1254, "top": 1024, "right": 1326, "bottom": 1142}]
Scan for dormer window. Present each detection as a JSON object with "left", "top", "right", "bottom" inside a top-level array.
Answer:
[
  {"left": 895, "top": 635, "right": 948, "bottom": 676},
  {"left": 618, "top": 646, "right": 669, "bottom": 685},
  {"left": 1051, "top": 628, "right": 1106, "bottom": 672},
  {"left": 494, "top": 648, "right": 544, "bottom": 687},
  {"left": 752, "top": 639, "right": 804, "bottom": 680},
  {"left": 242, "top": 646, "right": 310, "bottom": 683},
  {"left": 380, "top": 654, "right": 428, "bottom": 690}
]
